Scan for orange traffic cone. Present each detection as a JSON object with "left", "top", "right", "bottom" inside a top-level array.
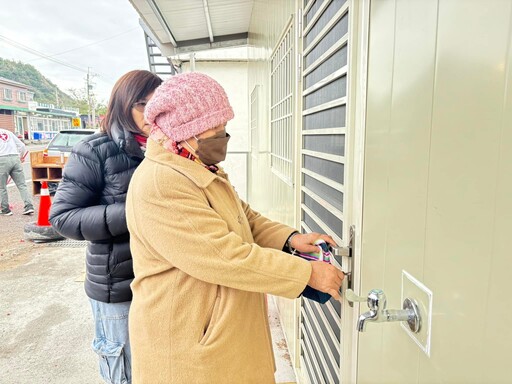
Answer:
[
  {"left": 37, "top": 181, "right": 52, "bottom": 226},
  {"left": 24, "top": 181, "right": 63, "bottom": 242}
]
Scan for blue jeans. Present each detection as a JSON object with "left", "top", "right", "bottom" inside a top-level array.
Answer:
[
  {"left": 89, "top": 299, "right": 132, "bottom": 384},
  {"left": 0, "top": 155, "right": 33, "bottom": 212}
]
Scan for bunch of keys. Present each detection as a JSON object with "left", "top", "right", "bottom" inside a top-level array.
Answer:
[
  {"left": 294, "top": 239, "right": 334, "bottom": 304},
  {"left": 293, "top": 239, "right": 333, "bottom": 263}
]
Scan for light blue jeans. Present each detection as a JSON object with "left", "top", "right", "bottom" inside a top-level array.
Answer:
[
  {"left": 89, "top": 299, "right": 132, "bottom": 384},
  {"left": 0, "top": 155, "right": 33, "bottom": 212}
]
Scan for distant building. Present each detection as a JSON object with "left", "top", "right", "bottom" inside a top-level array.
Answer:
[
  {"left": 0, "top": 77, "right": 34, "bottom": 137},
  {"left": 28, "top": 102, "right": 80, "bottom": 140},
  {"left": 0, "top": 77, "right": 79, "bottom": 140}
]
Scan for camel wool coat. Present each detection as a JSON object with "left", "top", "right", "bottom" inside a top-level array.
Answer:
[{"left": 126, "top": 140, "right": 312, "bottom": 384}]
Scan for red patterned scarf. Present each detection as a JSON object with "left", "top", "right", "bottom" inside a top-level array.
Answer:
[{"left": 173, "top": 142, "right": 219, "bottom": 173}]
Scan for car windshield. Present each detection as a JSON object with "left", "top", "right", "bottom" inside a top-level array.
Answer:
[
  {"left": 50, "top": 132, "right": 92, "bottom": 147},
  {"left": 67, "top": 134, "right": 87, "bottom": 146}
]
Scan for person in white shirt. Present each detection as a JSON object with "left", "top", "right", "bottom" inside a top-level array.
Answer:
[{"left": 0, "top": 128, "right": 34, "bottom": 216}]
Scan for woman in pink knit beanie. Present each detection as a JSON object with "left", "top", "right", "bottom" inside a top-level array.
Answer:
[{"left": 125, "top": 72, "right": 344, "bottom": 384}]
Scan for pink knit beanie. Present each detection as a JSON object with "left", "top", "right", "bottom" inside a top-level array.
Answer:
[{"left": 145, "top": 72, "right": 234, "bottom": 150}]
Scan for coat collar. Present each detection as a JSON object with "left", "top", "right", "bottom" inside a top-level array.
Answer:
[
  {"left": 145, "top": 139, "right": 226, "bottom": 189},
  {"left": 110, "top": 122, "right": 145, "bottom": 160}
]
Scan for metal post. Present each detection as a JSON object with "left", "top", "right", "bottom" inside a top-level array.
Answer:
[{"left": 86, "top": 68, "right": 92, "bottom": 128}]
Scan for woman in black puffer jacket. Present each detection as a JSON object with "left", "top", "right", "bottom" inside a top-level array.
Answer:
[{"left": 49, "top": 70, "right": 162, "bottom": 384}]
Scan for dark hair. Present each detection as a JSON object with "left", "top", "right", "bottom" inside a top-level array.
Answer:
[{"left": 100, "top": 70, "right": 162, "bottom": 136}]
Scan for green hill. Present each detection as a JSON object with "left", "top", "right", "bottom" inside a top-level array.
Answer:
[{"left": 0, "top": 57, "right": 74, "bottom": 106}]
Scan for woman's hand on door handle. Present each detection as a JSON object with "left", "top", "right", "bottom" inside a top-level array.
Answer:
[{"left": 308, "top": 261, "right": 345, "bottom": 301}]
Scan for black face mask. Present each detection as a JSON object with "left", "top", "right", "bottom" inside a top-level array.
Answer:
[{"left": 194, "top": 130, "right": 231, "bottom": 165}]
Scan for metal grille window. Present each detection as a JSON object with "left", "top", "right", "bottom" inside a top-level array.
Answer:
[
  {"left": 270, "top": 20, "right": 295, "bottom": 184},
  {"left": 250, "top": 85, "right": 260, "bottom": 159},
  {"left": 299, "top": 0, "right": 350, "bottom": 383}
]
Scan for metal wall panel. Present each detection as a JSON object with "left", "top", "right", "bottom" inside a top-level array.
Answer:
[{"left": 300, "top": 0, "right": 350, "bottom": 383}]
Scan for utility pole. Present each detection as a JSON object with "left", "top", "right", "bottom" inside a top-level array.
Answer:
[
  {"left": 91, "top": 93, "right": 96, "bottom": 128},
  {"left": 86, "top": 68, "right": 91, "bottom": 128},
  {"left": 85, "top": 67, "right": 98, "bottom": 128}
]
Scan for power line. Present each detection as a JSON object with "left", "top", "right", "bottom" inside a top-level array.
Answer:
[
  {"left": 0, "top": 33, "right": 139, "bottom": 97},
  {"left": 0, "top": 34, "right": 128, "bottom": 87},
  {"left": 0, "top": 34, "right": 97, "bottom": 75},
  {"left": 27, "top": 27, "right": 139, "bottom": 62}
]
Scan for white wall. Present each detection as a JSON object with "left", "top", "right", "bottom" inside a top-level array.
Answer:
[{"left": 182, "top": 61, "right": 249, "bottom": 200}]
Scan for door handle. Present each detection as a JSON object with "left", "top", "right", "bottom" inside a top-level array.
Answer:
[
  {"left": 345, "top": 288, "right": 422, "bottom": 333},
  {"left": 344, "top": 289, "right": 367, "bottom": 303}
]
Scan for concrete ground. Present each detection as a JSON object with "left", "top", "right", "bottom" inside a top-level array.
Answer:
[
  {"left": 0, "top": 243, "right": 297, "bottom": 383},
  {"left": 0, "top": 245, "right": 99, "bottom": 384}
]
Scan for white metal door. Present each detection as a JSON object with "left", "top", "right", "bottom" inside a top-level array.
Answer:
[{"left": 354, "top": 0, "right": 512, "bottom": 383}]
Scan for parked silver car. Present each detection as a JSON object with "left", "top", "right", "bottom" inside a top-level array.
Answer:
[{"left": 43, "top": 129, "right": 97, "bottom": 157}]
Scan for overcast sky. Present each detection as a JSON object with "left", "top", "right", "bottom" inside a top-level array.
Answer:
[{"left": 0, "top": 0, "right": 149, "bottom": 103}]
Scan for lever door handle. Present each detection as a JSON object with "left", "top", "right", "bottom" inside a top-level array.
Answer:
[{"left": 344, "top": 289, "right": 367, "bottom": 303}]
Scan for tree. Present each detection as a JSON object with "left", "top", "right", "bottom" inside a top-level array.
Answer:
[
  {"left": 67, "top": 88, "right": 89, "bottom": 114},
  {"left": 0, "top": 57, "right": 74, "bottom": 105},
  {"left": 67, "top": 87, "right": 106, "bottom": 116},
  {"left": 96, "top": 102, "right": 107, "bottom": 116}
]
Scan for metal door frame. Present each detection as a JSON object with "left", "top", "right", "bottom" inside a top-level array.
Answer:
[{"left": 342, "top": 0, "right": 370, "bottom": 382}]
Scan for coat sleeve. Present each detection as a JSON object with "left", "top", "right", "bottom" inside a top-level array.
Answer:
[
  {"left": 240, "top": 200, "right": 296, "bottom": 250},
  {"left": 127, "top": 170, "right": 311, "bottom": 299},
  {"left": 49, "top": 140, "right": 128, "bottom": 241}
]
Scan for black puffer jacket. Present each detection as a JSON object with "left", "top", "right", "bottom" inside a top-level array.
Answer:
[{"left": 49, "top": 123, "right": 144, "bottom": 303}]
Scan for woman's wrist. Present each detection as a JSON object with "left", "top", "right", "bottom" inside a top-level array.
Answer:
[{"left": 286, "top": 231, "right": 299, "bottom": 253}]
